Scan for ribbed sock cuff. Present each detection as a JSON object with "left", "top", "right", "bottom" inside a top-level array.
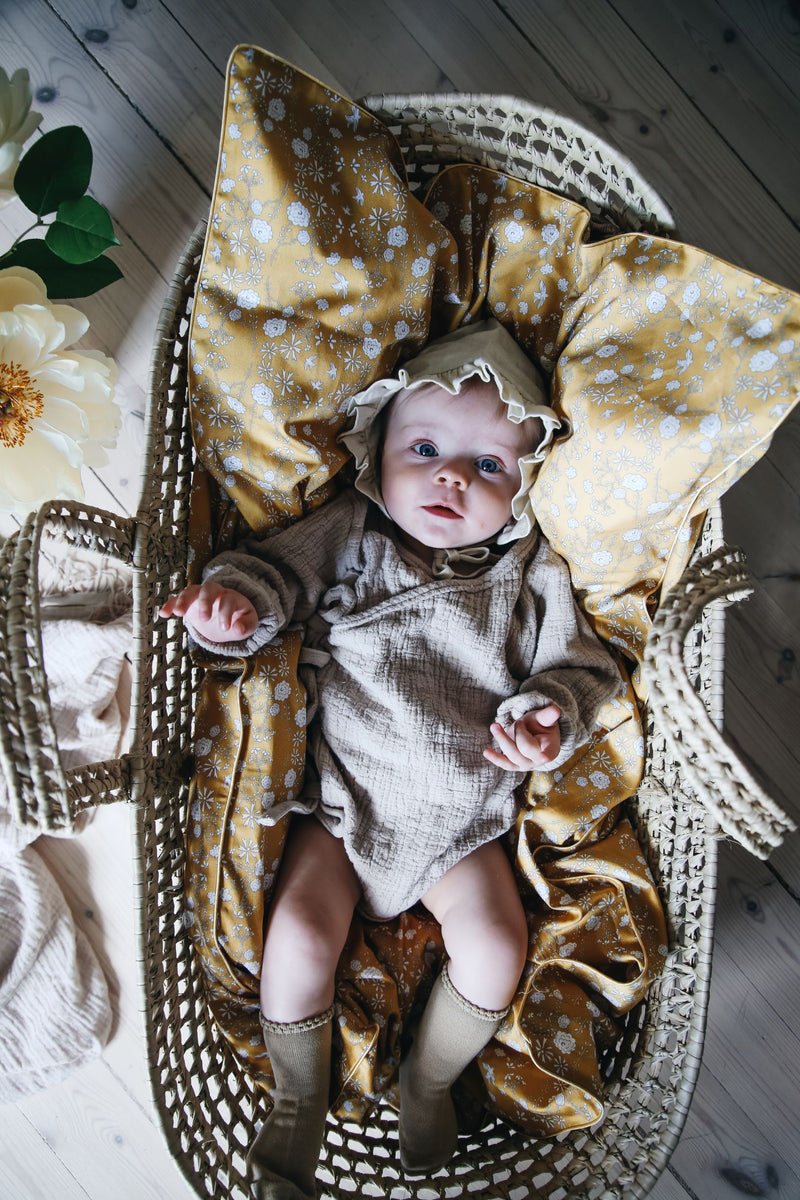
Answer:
[
  {"left": 441, "top": 962, "right": 511, "bottom": 1022},
  {"left": 259, "top": 1005, "right": 334, "bottom": 1036}
]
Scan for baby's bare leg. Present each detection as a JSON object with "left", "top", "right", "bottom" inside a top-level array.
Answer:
[
  {"left": 250, "top": 818, "right": 359, "bottom": 1197},
  {"left": 422, "top": 839, "right": 528, "bottom": 1010},
  {"left": 260, "top": 815, "right": 361, "bottom": 1023},
  {"left": 399, "top": 840, "right": 526, "bottom": 1174}
]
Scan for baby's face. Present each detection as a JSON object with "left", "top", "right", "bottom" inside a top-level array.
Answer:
[{"left": 380, "top": 379, "right": 537, "bottom": 556}]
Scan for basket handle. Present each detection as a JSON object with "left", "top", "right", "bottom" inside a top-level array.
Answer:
[
  {"left": 0, "top": 499, "right": 139, "bottom": 833},
  {"left": 644, "top": 547, "right": 796, "bottom": 857}
]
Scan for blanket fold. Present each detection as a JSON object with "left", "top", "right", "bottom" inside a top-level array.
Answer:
[{"left": 0, "top": 541, "right": 132, "bottom": 1105}]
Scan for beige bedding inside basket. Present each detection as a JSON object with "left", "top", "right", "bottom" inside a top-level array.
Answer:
[{"left": 182, "top": 45, "right": 800, "bottom": 1133}]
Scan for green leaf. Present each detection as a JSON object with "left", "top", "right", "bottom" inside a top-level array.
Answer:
[
  {"left": 2, "top": 239, "right": 123, "bottom": 298},
  {"left": 13, "top": 126, "right": 93, "bottom": 217},
  {"left": 45, "top": 196, "right": 120, "bottom": 264}
]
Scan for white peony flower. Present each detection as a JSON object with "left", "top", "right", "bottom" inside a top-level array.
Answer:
[
  {"left": 0, "top": 68, "right": 42, "bottom": 208},
  {"left": 0, "top": 267, "right": 119, "bottom": 514}
]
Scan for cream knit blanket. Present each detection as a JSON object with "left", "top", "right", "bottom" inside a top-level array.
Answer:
[{"left": 0, "top": 540, "right": 132, "bottom": 1104}]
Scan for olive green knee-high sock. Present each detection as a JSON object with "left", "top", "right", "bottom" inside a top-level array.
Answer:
[
  {"left": 246, "top": 1007, "right": 333, "bottom": 1200},
  {"left": 398, "top": 965, "right": 509, "bottom": 1175}
]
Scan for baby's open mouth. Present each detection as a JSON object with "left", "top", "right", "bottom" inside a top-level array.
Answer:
[{"left": 423, "top": 504, "right": 462, "bottom": 519}]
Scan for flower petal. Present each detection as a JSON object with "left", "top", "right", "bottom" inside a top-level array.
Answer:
[
  {"left": 15, "top": 302, "right": 89, "bottom": 357},
  {"left": 0, "top": 264, "right": 119, "bottom": 514},
  {"left": 0, "top": 68, "right": 13, "bottom": 132},
  {"left": 0, "top": 140, "right": 21, "bottom": 178},
  {"left": 13, "top": 110, "right": 42, "bottom": 146},
  {"left": 0, "top": 312, "right": 47, "bottom": 367},
  {"left": 0, "top": 68, "right": 40, "bottom": 143},
  {"left": 37, "top": 393, "right": 91, "bottom": 443},
  {"left": 47, "top": 304, "right": 91, "bottom": 350},
  {"left": 0, "top": 312, "right": 47, "bottom": 362},
  {"left": 0, "top": 426, "right": 84, "bottom": 513},
  {"left": 30, "top": 418, "right": 85, "bottom": 469},
  {"left": 0, "top": 267, "right": 49, "bottom": 308}
]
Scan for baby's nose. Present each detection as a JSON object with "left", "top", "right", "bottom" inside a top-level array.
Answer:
[{"left": 435, "top": 458, "right": 469, "bottom": 487}]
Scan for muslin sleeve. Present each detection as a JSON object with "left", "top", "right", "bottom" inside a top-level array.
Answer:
[
  {"left": 185, "top": 490, "right": 363, "bottom": 656},
  {"left": 494, "top": 537, "right": 623, "bottom": 770}
]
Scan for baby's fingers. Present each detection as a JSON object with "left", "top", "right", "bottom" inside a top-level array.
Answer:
[
  {"left": 518, "top": 724, "right": 561, "bottom": 767},
  {"left": 513, "top": 724, "right": 548, "bottom": 763},
  {"left": 159, "top": 585, "right": 203, "bottom": 619},
  {"left": 483, "top": 746, "right": 523, "bottom": 772},
  {"left": 485, "top": 722, "right": 529, "bottom": 771},
  {"left": 534, "top": 704, "right": 561, "bottom": 729},
  {"left": 222, "top": 600, "right": 257, "bottom": 637},
  {"left": 193, "top": 581, "right": 225, "bottom": 623}
]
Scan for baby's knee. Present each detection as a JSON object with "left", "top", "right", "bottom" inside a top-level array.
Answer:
[
  {"left": 450, "top": 902, "right": 527, "bottom": 978},
  {"left": 265, "top": 896, "right": 349, "bottom": 973},
  {"left": 445, "top": 907, "right": 528, "bottom": 1011},
  {"left": 481, "top": 908, "right": 528, "bottom": 977}
]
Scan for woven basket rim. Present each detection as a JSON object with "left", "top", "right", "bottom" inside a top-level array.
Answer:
[{"left": 359, "top": 89, "right": 675, "bottom": 230}]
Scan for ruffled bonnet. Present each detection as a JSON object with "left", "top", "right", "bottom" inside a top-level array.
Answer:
[{"left": 339, "top": 318, "right": 562, "bottom": 551}]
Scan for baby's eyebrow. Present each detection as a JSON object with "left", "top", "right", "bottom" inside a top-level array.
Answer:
[
  {"left": 478, "top": 436, "right": 531, "bottom": 461},
  {"left": 390, "top": 412, "right": 529, "bottom": 460}
]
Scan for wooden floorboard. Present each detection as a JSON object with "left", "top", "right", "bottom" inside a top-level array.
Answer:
[
  {"left": 495, "top": 0, "right": 800, "bottom": 285},
  {"left": 613, "top": 0, "right": 800, "bottom": 225},
  {"left": 0, "top": 2, "right": 798, "bottom": 1198},
  {"left": 719, "top": 0, "right": 800, "bottom": 98},
  {"left": 669, "top": 1061, "right": 800, "bottom": 1199}
]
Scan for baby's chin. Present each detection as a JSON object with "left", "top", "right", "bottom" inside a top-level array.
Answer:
[{"left": 398, "top": 522, "right": 507, "bottom": 551}]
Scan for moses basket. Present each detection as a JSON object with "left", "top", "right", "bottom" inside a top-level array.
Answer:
[{"left": 0, "top": 94, "right": 793, "bottom": 1200}]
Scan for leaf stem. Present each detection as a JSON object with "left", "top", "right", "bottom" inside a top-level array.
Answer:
[{"left": 0, "top": 217, "right": 47, "bottom": 263}]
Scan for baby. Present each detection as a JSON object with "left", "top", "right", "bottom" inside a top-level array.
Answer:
[{"left": 161, "top": 319, "right": 621, "bottom": 1199}]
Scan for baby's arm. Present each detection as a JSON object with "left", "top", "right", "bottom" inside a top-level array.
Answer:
[
  {"left": 159, "top": 581, "right": 257, "bottom": 643},
  {"left": 160, "top": 491, "right": 362, "bottom": 656},
  {"left": 484, "top": 705, "right": 561, "bottom": 772},
  {"left": 486, "top": 537, "right": 623, "bottom": 773}
]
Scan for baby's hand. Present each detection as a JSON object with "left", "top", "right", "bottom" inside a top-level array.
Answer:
[
  {"left": 159, "top": 581, "right": 258, "bottom": 643},
  {"left": 484, "top": 705, "right": 561, "bottom": 772}
]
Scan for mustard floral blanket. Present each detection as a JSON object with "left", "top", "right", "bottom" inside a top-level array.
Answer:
[{"left": 183, "top": 46, "right": 799, "bottom": 1133}]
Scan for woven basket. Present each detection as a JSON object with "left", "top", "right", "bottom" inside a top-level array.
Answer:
[{"left": 0, "top": 95, "right": 793, "bottom": 1200}]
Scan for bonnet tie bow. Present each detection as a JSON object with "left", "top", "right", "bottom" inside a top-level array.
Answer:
[{"left": 431, "top": 545, "right": 493, "bottom": 579}]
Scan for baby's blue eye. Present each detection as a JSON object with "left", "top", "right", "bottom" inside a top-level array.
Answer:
[
  {"left": 413, "top": 442, "right": 437, "bottom": 457},
  {"left": 477, "top": 457, "right": 501, "bottom": 474}
]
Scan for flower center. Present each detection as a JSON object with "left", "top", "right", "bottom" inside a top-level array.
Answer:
[{"left": 0, "top": 362, "right": 45, "bottom": 448}]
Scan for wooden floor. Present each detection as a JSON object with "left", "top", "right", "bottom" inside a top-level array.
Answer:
[{"left": 1, "top": 2, "right": 799, "bottom": 1198}]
